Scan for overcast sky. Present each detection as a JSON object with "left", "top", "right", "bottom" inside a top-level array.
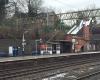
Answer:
[{"left": 43, "top": 0, "right": 100, "bottom": 13}]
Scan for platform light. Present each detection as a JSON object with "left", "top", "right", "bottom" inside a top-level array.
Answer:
[
  {"left": 22, "top": 29, "right": 32, "bottom": 55},
  {"left": 72, "top": 38, "right": 76, "bottom": 53},
  {"left": 35, "top": 39, "right": 42, "bottom": 54}
]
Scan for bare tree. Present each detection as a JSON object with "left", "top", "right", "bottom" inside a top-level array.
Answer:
[
  {"left": 0, "top": 0, "right": 9, "bottom": 23},
  {"left": 26, "top": 0, "right": 42, "bottom": 17}
]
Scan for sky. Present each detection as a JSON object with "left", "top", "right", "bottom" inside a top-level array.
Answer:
[{"left": 43, "top": 0, "right": 100, "bottom": 13}]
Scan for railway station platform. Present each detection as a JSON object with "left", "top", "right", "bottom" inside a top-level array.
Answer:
[{"left": 0, "top": 51, "right": 100, "bottom": 63}]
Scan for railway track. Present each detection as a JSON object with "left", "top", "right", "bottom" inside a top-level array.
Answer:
[
  {"left": 41, "top": 61, "right": 100, "bottom": 80},
  {"left": 0, "top": 54, "right": 100, "bottom": 80},
  {"left": 76, "top": 70, "right": 100, "bottom": 80}
]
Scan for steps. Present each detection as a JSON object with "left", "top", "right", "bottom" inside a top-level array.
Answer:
[{"left": 66, "top": 18, "right": 92, "bottom": 52}]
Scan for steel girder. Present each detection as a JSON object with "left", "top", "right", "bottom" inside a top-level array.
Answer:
[{"left": 57, "top": 8, "right": 100, "bottom": 20}]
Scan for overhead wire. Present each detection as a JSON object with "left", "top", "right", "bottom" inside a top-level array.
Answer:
[{"left": 54, "top": 0, "right": 74, "bottom": 7}]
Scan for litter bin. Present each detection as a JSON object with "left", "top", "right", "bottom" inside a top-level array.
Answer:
[{"left": 9, "top": 46, "right": 13, "bottom": 56}]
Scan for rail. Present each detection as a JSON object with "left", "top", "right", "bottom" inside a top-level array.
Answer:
[
  {"left": 77, "top": 69, "right": 100, "bottom": 80},
  {"left": 0, "top": 53, "right": 100, "bottom": 79}
]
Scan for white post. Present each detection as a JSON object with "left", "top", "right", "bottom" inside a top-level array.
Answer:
[
  {"left": 35, "top": 39, "right": 42, "bottom": 54},
  {"left": 47, "top": 11, "right": 49, "bottom": 27},
  {"left": 22, "top": 33, "right": 25, "bottom": 54},
  {"left": 72, "top": 39, "right": 76, "bottom": 52},
  {"left": 22, "top": 31, "right": 27, "bottom": 55},
  {"left": 22, "top": 29, "right": 32, "bottom": 55},
  {"left": 36, "top": 40, "right": 38, "bottom": 54}
]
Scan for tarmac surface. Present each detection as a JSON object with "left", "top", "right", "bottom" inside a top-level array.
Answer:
[{"left": 0, "top": 51, "right": 100, "bottom": 62}]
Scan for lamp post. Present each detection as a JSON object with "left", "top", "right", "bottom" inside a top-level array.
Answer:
[
  {"left": 22, "top": 30, "right": 32, "bottom": 55},
  {"left": 22, "top": 31, "right": 28, "bottom": 55},
  {"left": 35, "top": 39, "right": 42, "bottom": 54},
  {"left": 72, "top": 38, "right": 76, "bottom": 53}
]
